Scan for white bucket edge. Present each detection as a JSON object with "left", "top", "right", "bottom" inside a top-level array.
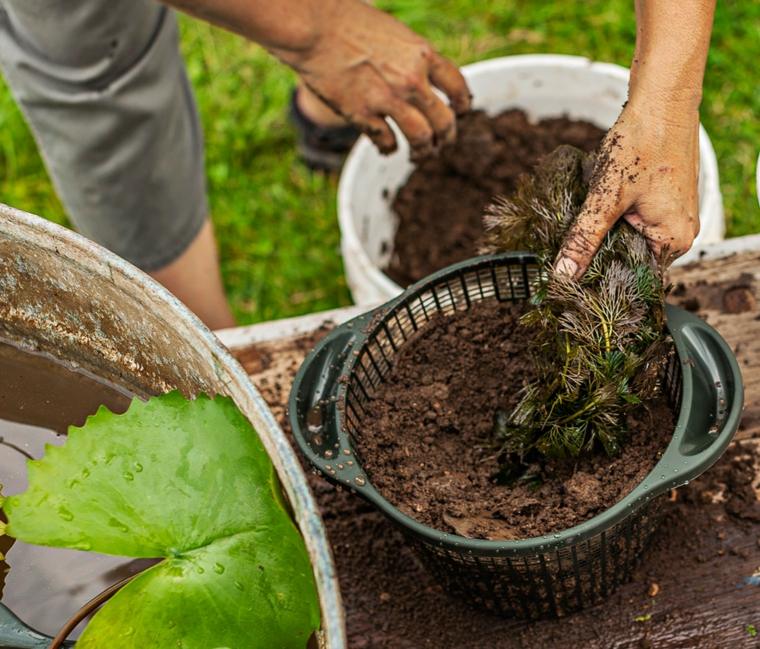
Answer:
[{"left": 338, "top": 54, "right": 724, "bottom": 304}]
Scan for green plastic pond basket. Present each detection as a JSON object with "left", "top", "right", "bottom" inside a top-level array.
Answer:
[{"left": 289, "top": 252, "right": 744, "bottom": 619}]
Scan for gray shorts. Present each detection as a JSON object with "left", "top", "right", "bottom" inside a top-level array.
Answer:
[{"left": 0, "top": 0, "right": 207, "bottom": 271}]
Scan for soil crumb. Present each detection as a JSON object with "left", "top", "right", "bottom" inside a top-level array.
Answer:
[
  {"left": 388, "top": 109, "right": 606, "bottom": 286},
  {"left": 352, "top": 300, "right": 673, "bottom": 540}
]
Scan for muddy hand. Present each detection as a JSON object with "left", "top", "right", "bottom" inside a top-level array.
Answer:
[
  {"left": 554, "top": 0, "right": 714, "bottom": 280},
  {"left": 279, "top": 1, "right": 471, "bottom": 159},
  {"left": 160, "top": 0, "right": 470, "bottom": 159},
  {"left": 554, "top": 102, "right": 701, "bottom": 280}
]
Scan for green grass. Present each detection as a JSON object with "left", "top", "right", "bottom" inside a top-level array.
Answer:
[{"left": 1, "top": 1, "right": 758, "bottom": 324}]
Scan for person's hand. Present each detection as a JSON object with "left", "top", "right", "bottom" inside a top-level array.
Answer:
[
  {"left": 555, "top": 99, "right": 700, "bottom": 280},
  {"left": 275, "top": 1, "right": 471, "bottom": 159},
  {"left": 554, "top": 0, "right": 715, "bottom": 280}
]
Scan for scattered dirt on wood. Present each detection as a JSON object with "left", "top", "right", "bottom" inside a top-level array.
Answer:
[
  {"left": 668, "top": 255, "right": 760, "bottom": 446},
  {"left": 352, "top": 299, "right": 673, "bottom": 540},
  {"left": 670, "top": 272, "right": 756, "bottom": 315},
  {"left": 387, "top": 110, "right": 606, "bottom": 287}
]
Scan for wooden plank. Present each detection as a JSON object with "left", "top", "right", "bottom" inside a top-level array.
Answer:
[{"left": 669, "top": 250, "right": 760, "bottom": 440}]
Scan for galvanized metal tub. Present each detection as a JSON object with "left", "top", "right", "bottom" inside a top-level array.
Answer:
[{"left": 0, "top": 203, "right": 345, "bottom": 648}]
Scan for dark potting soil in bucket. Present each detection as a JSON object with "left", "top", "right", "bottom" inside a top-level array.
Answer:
[
  {"left": 0, "top": 340, "right": 155, "bottom": 639},
  {"left": 387, "top": 110, "right": 606, "bottom": 287},
  {"left": 352, "top": 299, "right": 674, "bottom": 540}
]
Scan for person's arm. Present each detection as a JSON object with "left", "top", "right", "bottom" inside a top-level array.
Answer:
[
  {"left": 161, "top": 0, "right": 471, "bottom": 158},
  {"left": 555, "top": 0, "right": 716, "bottom": 279}
]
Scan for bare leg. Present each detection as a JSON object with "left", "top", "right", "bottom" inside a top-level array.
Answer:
[{"left": 149, "top": 219, "right": 236, "bottom": 331}]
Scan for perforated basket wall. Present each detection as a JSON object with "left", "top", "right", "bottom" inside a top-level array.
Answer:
[
  {"left": 407, "top": 498, "right": 666, "bottom": 618},
  {"left": 341, "top": 255, "right": 676, "bottom": 617}
]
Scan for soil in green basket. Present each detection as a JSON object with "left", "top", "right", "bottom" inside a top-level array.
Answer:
[
  {"left": 352, "top": 299, "right": 674, "bottom": 540},
  {"left": 387, "top": 109, "right": 606, "bottom": 287}
]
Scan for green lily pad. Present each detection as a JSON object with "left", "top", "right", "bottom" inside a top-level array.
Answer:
[{"left": 3, "top": 392, "right": 319, "bottom": 648}]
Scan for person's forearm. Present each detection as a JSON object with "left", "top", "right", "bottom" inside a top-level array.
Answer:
[
  {"left": 160, "top": 0, "right": 336, "bottom": 63},
  {"left": 158, "top": 0, "right": 471, "bottom": 159},
  {"left": 629, "top": 0, "right": 715, "bottom": 114},
  {"left": 555, "top": 0, "right": 715, "bottom": 278}
]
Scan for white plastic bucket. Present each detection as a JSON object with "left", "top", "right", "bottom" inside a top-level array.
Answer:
[{"left": 338, "top": 54, "right": 725, "bottom": 305}]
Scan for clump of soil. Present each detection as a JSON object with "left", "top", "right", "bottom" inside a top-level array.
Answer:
[
  {"left": 387, "top": 110, "right": 606, "bottom": 286},
  {"left": 353, "top": 299, "right": 673, "bottom": 540}
]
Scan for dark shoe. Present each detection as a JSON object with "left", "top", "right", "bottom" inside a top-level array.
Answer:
[{"left": 289, "top": 90, "right": 360, "bottom": 171}]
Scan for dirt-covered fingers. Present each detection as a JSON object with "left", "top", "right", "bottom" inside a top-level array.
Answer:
[
  {"left": 385, "top": 97, "right": 440, "bottom": 159},
  {"left": 351, "top": 113, "right": 395, "bottom": 154},
  {"left": 356, "top": 91, "right": 437, "bottom": 158},
  {"left": 405, "top": 81, "right": 457, "bottom": 149},
  {"left": 428, "top": 50, "right": 471, "bottom": 115},
  {"left": 385, "top": 47, "right": 470, "bottom": 156},
  {"left": 555, "top": 188, "right": 626, "bottom": 280},
  {"left": 406, "top": 51, "right": 471, "bottom": 149},
  {"left": 624, "top": 204, "right": 700, "bottom": 262}
]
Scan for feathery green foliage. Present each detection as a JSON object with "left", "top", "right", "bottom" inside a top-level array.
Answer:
[{"left": 482, "top": 145, "right": 669, "bottom": 468}]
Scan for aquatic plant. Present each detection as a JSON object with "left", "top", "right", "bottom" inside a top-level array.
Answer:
[{"left": 481, "top": 145, "right": 669, "bottom": 471}]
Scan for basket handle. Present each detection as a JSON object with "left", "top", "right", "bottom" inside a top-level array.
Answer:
[
  {"left": 645, "top": 305, "right": 744, "bottom": 494},
  {"left": 289, "top": 314, "right": 375, "bottom": 490}
]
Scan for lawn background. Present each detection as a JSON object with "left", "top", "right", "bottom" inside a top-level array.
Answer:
[{"left": 1, "top": 1, "right": 758, "bottom": 325}]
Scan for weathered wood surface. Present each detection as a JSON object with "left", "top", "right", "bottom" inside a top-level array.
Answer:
[
  {"left": 230, "top": 249, "right": 760, "bottom": 649},
  {"left": 670, "top": 251, "right": 760, "bottom": 442}
]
